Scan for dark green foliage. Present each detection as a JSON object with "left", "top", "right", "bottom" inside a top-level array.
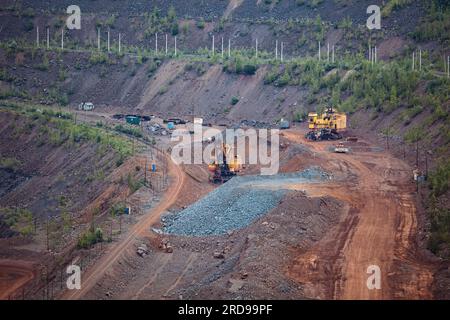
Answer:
[{"left": 78, "top": 226, "right": 104, "bottom": 249}]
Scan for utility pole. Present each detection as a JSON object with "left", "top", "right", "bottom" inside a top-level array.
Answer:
[
  {"left": 255, "top": 38, "right": 258, "bottom": 58},
  {"left": 107, "top": 29, "right": 110, "bottom": 53},
  {"left": 36, "top": 26, "right": 39, "bottom": 47},
  {"left": 46, "top": 218, "right": 49, "bottom": 251},
  {"left": 97, "top": 28, "right": 101, "bottom": 51},
  {"left": 275, "top": 40, "right": 278, "bottom": 60},
  {"left": 165, "top": 34, "right": 168, "bottom": 55},
  {"left": 374, "top": 46, "right": 377, "bottom": 63},
  {"left": 47, "top": 28, "right": 49, "bottom": 49},
  {"left": 118, "top": 33, "right": 121, "bottom": 53},
  {"left": 61, "top": 29, "right": 64, "bottom": 50},
  {"left": 155, "top": 33, "right": 158, "bottom": 54},
  {"left": 228, "top": 38, "right": 231, "bottom": 58},
  {"left": 174, "top": 36, "right": 177, "bottom": 56},
  {"left": 416, "top": 137, "right": 419, "bottom": 167},
  {"left": 327, "top": 43, "right": 330, "bottom": 62},
  {"left": 419, "top": 49, "right": 422, "bottom": 71},
  {"left": 369, "top": 44, "right": 371, "bottom": 62},
  {"left": 332, "top": 45, "right": 335, "bottom": 63},
  {"left": 281, "top": 42, "right": 284, "bottom": 62},
  {"left": 318, "top": 41, "right": 321, "bottom": 61},
  {"left": 412, "top": 51, "right": 415, "bottom": 71},
  {"left": 221, "top": 37, "right": 224, "bottom": 58},
  {"left": 386, "top": 125, "right": 390, "bottom": 150},
  {"left": 212, "top": 35, "right": 215, "bottom": 56},
  {"left": 447, "top": 56, "right": 450, "bottom": 78},
  {"left": 144, "top": 157, "right": 148, "bottom": 185}
]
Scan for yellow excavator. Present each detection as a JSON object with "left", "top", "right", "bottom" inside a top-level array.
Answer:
[
  {"left": 208, "top": 143, "right": 241, "bottom": 183},
  {"left": 306, "top": 107, "right": 347, "bottom": 141}
]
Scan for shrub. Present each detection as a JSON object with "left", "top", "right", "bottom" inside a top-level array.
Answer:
[
  {"left": 230, "top": 96, "right": 239, "bottom": 105},
  {"left": 429, "top": 160, "right": 450, "bottom": 197},
  {"left": 242, "top": 64, "right": 257, "bottom": 75},
  {"left": 171, "top": 23, "right": 179, "bottom": 36},
  {"left": 196, "top": 19, "right": 205, "bottom": 29},
  {"left": 89, "top": 52, "right": 108, "bottom": 65},
  {"left": 0, "top": 157, "right": 21, "bottom": 171},
  {"left": 78, "top": 227, "right": 104, "bottom": 249}
]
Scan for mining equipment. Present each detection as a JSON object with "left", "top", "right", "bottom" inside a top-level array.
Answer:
[
  {"left": 208, "top": 143, "right": 241, "bottom": 184},
  {"left": 306, "top": 107, "right": 347, "bottom": 141},
  {"left": 334, "top": 143, "right": 349, "bottom": 153}
]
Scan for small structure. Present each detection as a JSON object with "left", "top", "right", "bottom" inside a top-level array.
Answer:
[
  {"left": 279, "top": 119, "right": 290, "bottom": 129},
  {"left": 78, "top": 102, "right": 94, "bottom": 111},
  {"left": 334, "top": 143, "right": 349, "bottom": 153},
  {"left": 194, "top": 117, "right": 204, "bottom": 125},
  {"left": 167, "top": 122, "right": 175, "bottom": 130},
  {"left": 126, "top": 115, "right": 141, "bottom": 125}
]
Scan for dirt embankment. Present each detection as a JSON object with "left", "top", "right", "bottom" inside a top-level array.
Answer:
[
  {"left": 0, "top": 109, "right": 139, "bottom": 299},
  {"left": 282, "top": 129, "right": 436, "bottom": 299}
]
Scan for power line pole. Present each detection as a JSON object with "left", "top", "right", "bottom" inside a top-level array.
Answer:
[
  {"left": 36, "top": 26, "right": 39, "bottom": 47},
  {"left": 318, "top": 41, "right": 321, "bottom": 61},
  {"left": 155, "top": 33, "right": 158, "bottom": 54},
  {"left": 165, "top": 34, "right": 168, "bottom": 55},
  {"left": 447, "top": 56, "right": 450, "bottom": 78},
  {"left": 97, "top": 28, "right": 101, "bottom": 51},
  {"left": 61, "top": 29, "right": 64, "bottom": 50},
  {"left": 419, "top": 49, "right": 422, "bottom": 71},
  {"left": 386, "top": 124, "right": 390, "bottom": 150},
  {"left": 174, "top": 36, "right": 177, "bottom": 56},
  {"left": 107, "top": 29, "right": 110, "bottom": 53},
  {"left": 47, "top": 28, "right": 49, "bottom": 49},
  {"left": 332, "top": 45, "right": 335, "bottom": 63},
  {"left": 228, "top": 38, "right": 231, "bottom": 58},
  {"left": 327, "top": 42, "right": 330, "bottom": 62},
  {"left": 275, "top": 40, "right": 278, "bottom": 60},
  {"left": 118, "top": 33, "right": 121, "bottom": 53},
  {"left": 221, "top": 37, "right": 224, "bottom": 58},
  {"left": 281, "top": 42, "right": 284, "bottom": 62},
  {"left": 416, "top": 137, "right": 419, "bottom": 167},
  {"left": 212, "top": 35, "right": 215, "bottom": 56},
  {"left": 255, "top": 38, "right": 258, "bottom": 58}
]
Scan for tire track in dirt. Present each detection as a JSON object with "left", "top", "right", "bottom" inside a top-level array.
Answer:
[
  {"left": 0, "top": 260, "right": 35, "bottom": 300},
  {"left": 62, "top": 149, "right": 185, "bottom": 300},
  {"left": 283, "top": 129, "right": 434, "bottom": 300}
]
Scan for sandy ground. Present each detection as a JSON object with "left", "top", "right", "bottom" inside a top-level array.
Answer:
[
  {"left": 59, "top": 125, "right": 435, "bottom": 300},
  {"left": 0, "top": 260, "right": 35, "bottom": 299},
  {"left": 282, "top": 129, "right": 435, "bottom": 299}
]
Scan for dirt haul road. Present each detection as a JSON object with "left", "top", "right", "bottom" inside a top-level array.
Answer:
[
  {"left": 0, "top": 260, "right": 35, "bottom": 300},
  {"left": 62, "top": 150, "right": 185, "bottom": 300},
  {"left": 283, "top": 130, "right": 434, "bottom": 299}
]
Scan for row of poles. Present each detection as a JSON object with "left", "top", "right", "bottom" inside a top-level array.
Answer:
[
  {"left": 410, "top": 49, "right": 449, "bottom": 77},
  {"left": 34, "top": 27, "right": 325, "bottom": 62},
  {"left": 35, "top": 26, "right": 450, "bottom": 76}
]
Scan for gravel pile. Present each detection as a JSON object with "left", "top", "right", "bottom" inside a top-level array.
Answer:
[{"left": 163, "top": 167, "right": 330, "bottom": 236}]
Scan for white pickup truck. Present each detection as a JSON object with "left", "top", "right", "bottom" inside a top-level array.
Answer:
[
  {"left": 78, "top": 102, "right": 94, "bottom": 111},
  {"left": 334, "top": 143, "right": 349, "bottom": 153}
]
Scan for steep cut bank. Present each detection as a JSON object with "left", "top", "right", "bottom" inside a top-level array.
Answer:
[{"left": 0, "top": 103, "right": 140, "bottom": 299}]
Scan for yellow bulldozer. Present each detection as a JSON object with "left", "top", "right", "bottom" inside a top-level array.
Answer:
[{"left": 306, "top": 107, "right": 347, "bottom": 141}]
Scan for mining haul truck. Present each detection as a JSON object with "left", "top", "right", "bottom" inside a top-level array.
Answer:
[{"left": 306, "top": 107, "right": 347, "bottom": 141}]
